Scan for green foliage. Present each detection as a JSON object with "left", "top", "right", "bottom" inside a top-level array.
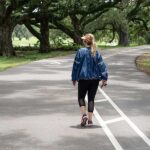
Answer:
[
  {"left": 13, "top": 37, "right": 39, "bottom": 47},
  {"left": 85, "top": 8, "right": 128, "bottom": 44},
  {"left": 1, "top": 0, "right": 150, "bottom": 57},
  {"left": 137, "top": 36, "right": 145, "bottom": 45},
  {"left": 49, "top": 29, "right": 73, "bottom": 46},
  {"left": 13, "top": 25, "right": 33, "bottom": 40},
  {"left": 84, "top": 0, "right": 150, "bottom": 46}
]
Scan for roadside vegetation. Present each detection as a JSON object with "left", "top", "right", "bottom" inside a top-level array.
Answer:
[
  {"left": 136, "top": 53, "right": 150, "bottom": 75},
  {"left": 0, "top": 1, "right": 150, "bottom": 72}
]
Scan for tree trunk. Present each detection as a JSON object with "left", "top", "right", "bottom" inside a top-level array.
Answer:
[
  {"left": 0, "top": 23, "right": 16, "bottom": 56},
  {"left": 70, "top": 15, "right": 83, "bottom": 45},
  {"left": 39, "top": 18, "right": 50, "bottom": 53},
  {"left": 72, "top": 33, "right": 83, "bottom": 45},
  {"left": 117, "top": 25, "right": 129, "bottom": 46}
]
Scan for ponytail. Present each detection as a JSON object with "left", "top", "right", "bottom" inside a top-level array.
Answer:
[
  {"left": 91, "top": 42, "right": 96, "bottom": 56},
  {"left": 91, "top": 34, "right": 96, "bottom": 56}
]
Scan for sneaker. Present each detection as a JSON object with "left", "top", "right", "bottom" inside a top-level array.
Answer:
[
  {"left": 81, "top": 114, "right": 88, "bottom": 127},
  {"left": 87, "top": 120, "right": 93, "bottom": 127}
]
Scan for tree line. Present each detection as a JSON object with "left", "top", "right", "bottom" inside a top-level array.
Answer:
[{"left": 0, "top": 0, "right": 150, "bottom": 56}]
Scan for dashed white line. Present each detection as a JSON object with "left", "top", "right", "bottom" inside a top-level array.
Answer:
[
  {"left": 85, "top": 95, "right": 124, "bottom": 150},
  {"left": 92, "top": 47, "right": 150, "bottom": 148},
  {"left": 95, "top": 99, "right": 107, "bottom": 103},
  {"left": 105, "top": 117, "right": 124, "bottom": 125},
  {"left": 73, "top": 46, "right": 150, "bottom": 149},
  {"left": 98, "top": 87, "right": 150, "bottom": 147}
]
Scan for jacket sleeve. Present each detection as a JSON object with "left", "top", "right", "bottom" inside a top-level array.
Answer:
[
  {"left": 97, "top": 52, "right": 108, "bottom": 80},
  {"left": 71, "top": 50, "right": 81, "bottom": 81}
]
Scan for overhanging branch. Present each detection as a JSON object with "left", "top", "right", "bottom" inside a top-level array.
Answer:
[{"left": 24, "top": 23, "right": 41, "bottom": 40}]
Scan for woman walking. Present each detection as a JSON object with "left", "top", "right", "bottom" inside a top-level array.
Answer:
[{"left": 71, "top": 33, "right": 108, "bottom": 127}]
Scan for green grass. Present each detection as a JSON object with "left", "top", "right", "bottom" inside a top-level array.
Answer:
[
  {"left": 140, "top": 60, "right": 150, "bottom": 67},
  {"left": 136, "top": 53, "right": 150, "bottom": 68},
  {"left": 0, "top": 50, "right": 75, "bottom": 71},
  {"left": 136, "top": 52, "right": 150, "bottom": 75},
  {"left": 0, "top": 57, "right": 30, "bottom": 71}
]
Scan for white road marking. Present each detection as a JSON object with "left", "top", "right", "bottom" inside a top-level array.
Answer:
[
  {"left": 74, "top": 46, "right": 150, "bottom": 148},
  {"left": 52, "top": 46, "right": 150, "bottom": 148},
  {"left": 95, "top": 99, "right": 107, "bottom": 103},
  {"left": 87, "top": 46, "right": 150, "bottom": 148},
  {"left": 98, "top": 87, "right": 150, "bottom": 147},
  {"left": 85, "top": 95, "right": 123, "bottom": 150},
  {"left": 105, "top": 117, "right": 124, "bottom": 125}
]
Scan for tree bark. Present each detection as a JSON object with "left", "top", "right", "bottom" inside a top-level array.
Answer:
[
  {"left": 0, "top": 22, "right": 16, "bottom": 56},
  {"left": 39, "top": 18, "right": 50, "bottom": 53},
  {"left": 70, "top": 15, "right": 83, "bottom": 45},
  {"left": 72, "top": 33, "right": 83, "bottom": 45},
  {"left": 25, "top": 19, "right": 50, "bottom": 53},
  {"left": 116, "top": 25, "right": 129, "bottom": 46}
]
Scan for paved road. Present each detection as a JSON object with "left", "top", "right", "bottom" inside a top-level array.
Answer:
[{"left": 0, "top": 45, "right": 150, "bottom": 150}]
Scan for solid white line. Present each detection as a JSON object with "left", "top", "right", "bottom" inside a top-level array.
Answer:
[
  {"left": 105, "top": 117, "right": 124, "bottom": 125},
  {"left": 85, "top": 95, "right": 123, "bottom": 150},
  {"left": 95, "top": 99, "right": 107, "bottom": 103},
  {"left": 98, "top": 87, "right": 150, "bottom": 146}
]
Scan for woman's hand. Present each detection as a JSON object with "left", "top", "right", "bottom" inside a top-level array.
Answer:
[
  {"left": 100, "top": 80, "right": 107, "bottom": 88},
  {"left": 72, "top": 81, "right": 76, "bottom": 86}
]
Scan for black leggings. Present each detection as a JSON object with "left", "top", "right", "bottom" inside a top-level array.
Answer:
[{"left": 78, "top": 79, "right": 99, "bottom": 112}]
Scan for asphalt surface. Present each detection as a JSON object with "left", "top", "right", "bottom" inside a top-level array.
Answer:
[{"left": 0, "top": 45, "right": 150, "bottom": 150}]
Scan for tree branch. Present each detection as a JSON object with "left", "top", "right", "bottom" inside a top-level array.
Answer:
[
  {"left": 127, "top": 0, "right": 145, "bottom": 20},
  {"left": 82, "top": 9, "right": 109, "bottom": 27},
  {"left": 24, "top": 23, "right": 41, "bottom": 40},
  {"left": 133, "top": 18, "right": 149, "bottom": 31},
  {"left": 70, "top": 0, "right": 121, "bottom": 15},
  {"left": 109, "top": 24, "right": 116, "bottom": 43},
  {"left": 51, "top": 20, "right": 75, "bottom": 39},
  {"left": 5, "top": 0, "right": 30, "bottom": 19}
]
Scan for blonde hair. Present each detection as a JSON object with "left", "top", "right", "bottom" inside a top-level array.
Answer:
[{"left": 81, "top": 33, "right": 96, "bottom": 56}]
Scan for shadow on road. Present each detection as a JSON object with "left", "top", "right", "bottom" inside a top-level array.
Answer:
[{"left": 70, "top": 125, "right": 102, "bottom": 129}]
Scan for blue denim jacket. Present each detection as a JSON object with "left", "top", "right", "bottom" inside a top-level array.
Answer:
[{"left": 71, "top": 47, "right": 108, "bottom": 81}]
